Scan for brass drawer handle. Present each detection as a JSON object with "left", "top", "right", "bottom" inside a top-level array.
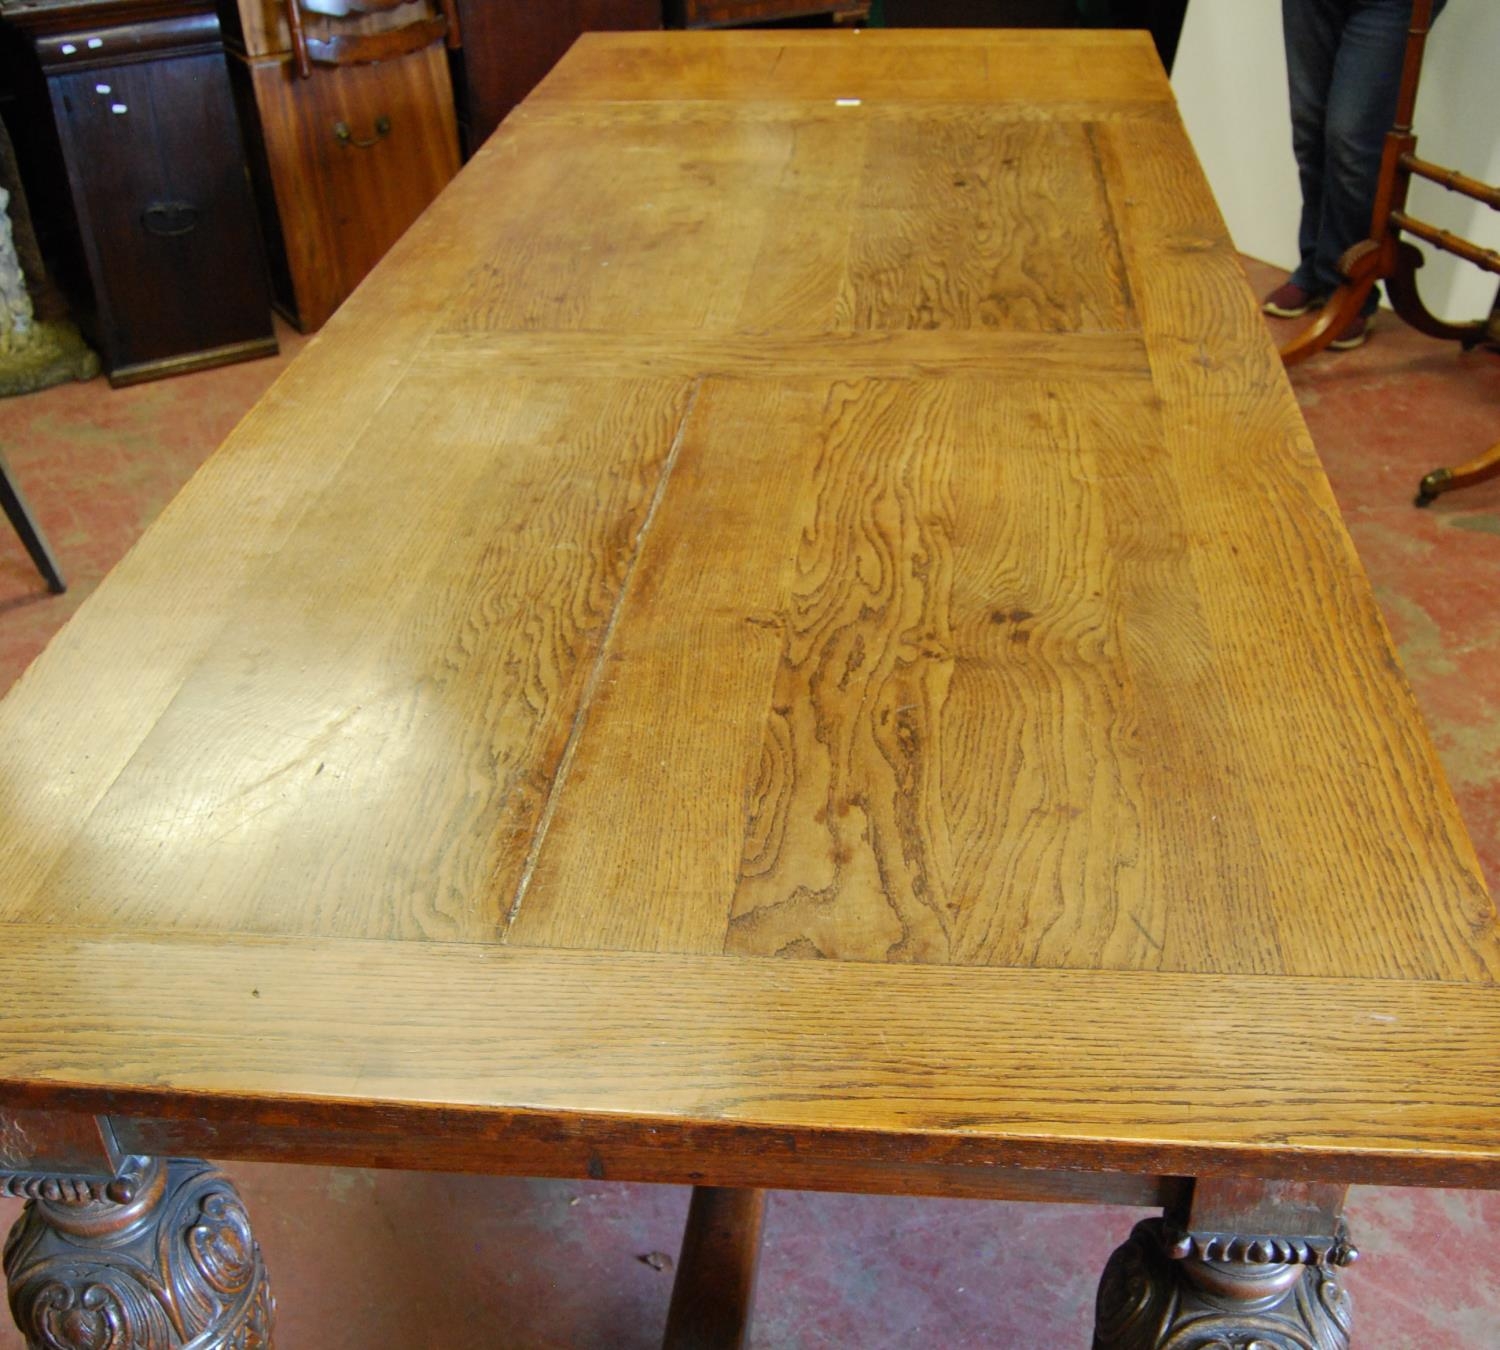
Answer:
[{"left": 333, "top": 116, "right": 390, "bottom": 149}]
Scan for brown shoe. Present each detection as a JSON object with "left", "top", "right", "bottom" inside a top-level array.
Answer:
[
  {"left": 1263, "top": 280, "right": 1322, "bottom": 318},
  {"left": 1328, "top": 314, "right": 1373, "bottom": 351}
]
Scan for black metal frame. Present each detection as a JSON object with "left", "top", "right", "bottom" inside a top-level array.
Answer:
[{"left": 0, "top": 452, "right": 65, "bottom": 593}]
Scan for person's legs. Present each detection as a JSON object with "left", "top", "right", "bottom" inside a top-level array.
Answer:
[
  {"left": 1281, "top": 0, "right": 1347, "bottom": 298},
  {"left": 1309, "top": 0, "right": 1442, "bottom": 315}
]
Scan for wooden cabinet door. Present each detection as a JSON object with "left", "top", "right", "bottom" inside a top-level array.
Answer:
[
  {"left": 880, "top": 0, "right": 1073, "bottom": 23},
  {"left": 451, "top": 0, "right": 661, "bottom": 153},
  {"left": 243, "top": 42, "right": 456, "bottom": 330},
  {"left": 245, "top": 42, "right": 460, "bottom": 330},
  {"left": 46, "top": 49, "right": 275, "bottom": 381},
  {"left": 218, "top": 0, "right": 435, "bottom": 60},
  {"left": 675, "top": 0, "right": 869, "bottom": 26}
]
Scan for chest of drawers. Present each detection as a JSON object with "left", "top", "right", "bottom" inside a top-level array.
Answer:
[{"left": 219, "top": 0, "right": 460, "bottom": 331}]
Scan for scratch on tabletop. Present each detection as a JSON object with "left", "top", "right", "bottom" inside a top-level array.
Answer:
[
  {"left": 500, "top": 381, "right": 705, "bottom": 938},
  {"left": 1129, "top": 912, "right": 1165, "bottom": 954}
]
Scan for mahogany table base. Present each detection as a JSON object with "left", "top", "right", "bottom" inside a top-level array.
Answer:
[
  {"left": 1093, "top": 1220, "right": 1353, "bottom": 1350},
  {"left": 2, "top": 1156, "right": 272, "bottom": 1350},
  {"left": 0, "top": 1147, "right": 1362, "bottom": 1349}
]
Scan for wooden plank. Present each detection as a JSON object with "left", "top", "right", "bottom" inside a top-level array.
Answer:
[
  {"left": 1094, "top": 115, "right": 1498, "bottom": 980},
  {"left": 441, "top": 107, "right": 1135, "bottom": 338},
  {"left": 11, "top": 371, "right": 692, "bottom": 941},
  {"left": 109, "top": 1113, "right": 1183, "bottom": 1206},
  {"left": 422, "top": 330, "right": 1154, "bottom": 382},
  {"left": 735, "top": 106, "right": 866, "bottom": 334},
  {"left": 1091, "top": 114, "right": 1282, "bottom": 405},
  {"left": 840, "top": 116, "right": 1131, "bottom": 333},
  {"left": 1, "top": 928, "right": 1500, "bottom": 1187},
  {"left": 1168, "top": 396, "right": 1496, "bottom": 981},
  {"left": 531, "top": 30, "right": 1173, "bottom": 107},
  {"left": 510, "top": 371, "right": 1493, "bottom": 980},
  {"left": 506, "top": 379, "right": 811, "bottom": 954},
  {"left": 509, "top": 96, "right": 1183, "bottom": 131},
  {"left": 439, "top": 111, "right": 791, "bottom": 335},
  {"left": 934, "top": 378, "right": 1285, "bottom": 975},
  {"left": 0, "top": 132, "right": 520, "bottom": 922}
]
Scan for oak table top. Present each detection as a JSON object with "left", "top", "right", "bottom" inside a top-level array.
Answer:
[{"left": 1, "top": 34, "right": 1498, "bottom": 1336}]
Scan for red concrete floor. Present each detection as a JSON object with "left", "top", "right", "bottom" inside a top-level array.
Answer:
[{"left": 1, "top": 269, "right": 1498, "bottom": 1346}]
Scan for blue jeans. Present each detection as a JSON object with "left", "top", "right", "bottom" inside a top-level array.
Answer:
[{"left": 1282, "top": 0, "right": 1446, "bottom": 314}]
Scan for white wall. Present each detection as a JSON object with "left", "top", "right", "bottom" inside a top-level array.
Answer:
[{"left": 1172, "top": 0, "right": 1500, "bottom": 322}]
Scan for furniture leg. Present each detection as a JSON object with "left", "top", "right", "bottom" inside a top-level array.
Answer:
[
  {"left": 3, "top": 1155, "right": 273, "bottom": 1349},
  {"left": 662, "top": 1187, "right": 767, "bottom": 1350},
  {"left": 1279, "top": 243, "right": 1385, "bottom": 368},
  {"left": 1416, "top": 436, "right": 1500, "bottom": 506},
  {"left": 0, "top": 455, "right": 65, "bottom": 594},
  {"left": 1385, "top": 241, "right": 1491, "bottom": 347},
  {"left": 1093, "top": 1180, "right": 1356, "bottom": 1350}
]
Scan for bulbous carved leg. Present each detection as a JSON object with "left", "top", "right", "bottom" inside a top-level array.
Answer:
[
  {"left": 2, "top": 1157, "right": 273, "bottom": 1349},
  {"left": 1094, "top": 1218, "right": 1353, "bottom": 1350}
]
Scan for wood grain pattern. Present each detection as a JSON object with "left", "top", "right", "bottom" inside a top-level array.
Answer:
[
  {"left": 0, "top": 134, "right": 542, "bottom": 920},
  {"left": 504, "top": 365, "right": 1493, "bottom": 978},
  {"left": 839, "top": 116, "right": 1131, "bottom": 333},
  {"left": 530, "top": 30, "right": 1174, "bottom": 108},
  {"left": 109, "top": 1112, "right": 1184, "bottom": 1206},
  {"left": 441, "top": 106, "right": 1132, "bottom": 340},
  {"left": 0, "top": 929, "right": 1499, "bottom": 1187},
  {"left": 12, "top": 372, "right": 691, "bottom": 940},
  {"left": 1090, "top": 115, "right": 1497, "bottom": 979},
  {"left": 422, "top": 329, "right": 1153, "bottom": 382},
  {"left": 0, "top": 31, "right": 1495, "bottom": 1192}
]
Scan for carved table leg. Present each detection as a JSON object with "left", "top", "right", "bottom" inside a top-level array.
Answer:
[
  {"left": 1093, "top": 1182, "right": 1355, "bottom": 1350},
  {"left": 3, "top": 1156, "right": 273, "bottom": 1349}
]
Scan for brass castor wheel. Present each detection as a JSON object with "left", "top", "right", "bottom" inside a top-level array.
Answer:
[{"left": 1414, "top": 467, "right": 1452, "bottom": 507}]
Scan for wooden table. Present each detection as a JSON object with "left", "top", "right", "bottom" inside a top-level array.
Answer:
[{"left": 0, "top": 30, "right": 1496, "bottom": 1350}]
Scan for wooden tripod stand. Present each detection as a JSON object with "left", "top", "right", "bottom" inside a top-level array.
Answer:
[{"left": 1276, "top": 0, "right": 1500, "bottom": 505}]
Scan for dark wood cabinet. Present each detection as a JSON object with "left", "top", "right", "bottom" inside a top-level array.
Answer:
[
  {"left": 447, "top": 3, "right": 897, "bottom": 158},
  {"left": 880, "top": 0, "right": 1071, "bottom": 24},
  {"left": 672, "top": 0, "right": 868, "bottom": 25},
  {"left": 449, "top": 0, "right": 659, "bottom": 154},
  {"left": 0, "top": 0, "right": 277, "bottom": 385}
]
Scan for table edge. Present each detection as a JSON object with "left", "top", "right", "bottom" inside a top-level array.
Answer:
[{"left": 1, "top": 927, "right": 1497, "bottom": 1189}]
